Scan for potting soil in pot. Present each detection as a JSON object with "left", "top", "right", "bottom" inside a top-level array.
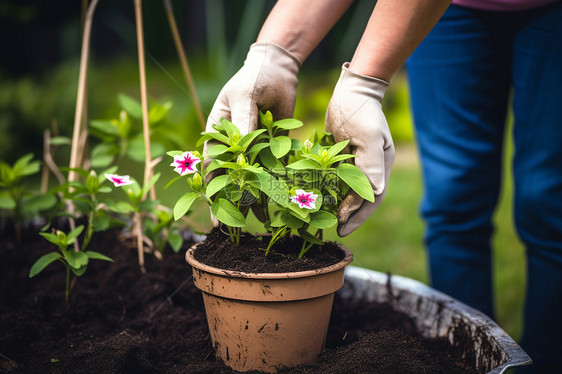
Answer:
[{"left": 0, "top": 225, "right": 477, "bottom": 373}]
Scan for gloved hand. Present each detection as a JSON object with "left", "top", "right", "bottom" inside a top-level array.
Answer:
[
  {"left": 205, "top": 42, "right": 302, "bottom": 134},
  {"left": 325, "top": 63, "right": 395, "bottom": 237}
]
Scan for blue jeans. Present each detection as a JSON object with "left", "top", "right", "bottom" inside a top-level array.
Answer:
[{"left": 406, "top": 3, "right": 562, "bottom": 372}]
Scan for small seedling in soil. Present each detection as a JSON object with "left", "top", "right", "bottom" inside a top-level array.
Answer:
[{"left": 29, "top": 225, "right": 113, "bottom": 302}]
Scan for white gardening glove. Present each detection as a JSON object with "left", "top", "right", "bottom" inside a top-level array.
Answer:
[
  {"left": 205, "top": 42, "right": 302, "bottom": 134},
  {"left": 325, "top": 63, "right": 395, "bottom": 237},
  {"left": 205, "top": 42, "right": 301, "bottom": 226}
]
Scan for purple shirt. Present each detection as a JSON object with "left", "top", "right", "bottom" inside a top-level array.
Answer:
[{"left": 452, "top": 0, "right": 559, "bottom": 11}]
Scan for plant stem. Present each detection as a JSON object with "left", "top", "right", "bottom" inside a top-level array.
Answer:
[
  {"left": 65, "top": 265, "right": 70, "bottom": 303},
  {"left": 298, "top": 229, "right": 323, "bottom": 259},
  {"left": 265, "top": 226, "right": 288, "bottom": 255},
  {"left": 226, "top": 226, "right": 236, "bottom": 245},
  {"left": 133, "top": 212, "right": 146, "bottom": 273}
]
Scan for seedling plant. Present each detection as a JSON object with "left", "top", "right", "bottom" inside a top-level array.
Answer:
[{"left": 168, "top": 111, "right": 374, "bottom": 258}]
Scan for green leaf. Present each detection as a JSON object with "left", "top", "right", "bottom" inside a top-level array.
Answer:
[
  {"left": 247, "top": 142, "right": 269, "bottom": 155},
  {"left": 166, "top": 150, "right": 184, "bottom": 157},
  {"left": 22, "top": 194, "right": 56, "bottom": 212},
  {"left": 173, "top": 192, "right": 200, "bottom": 220},
  {"left": 286, "top": 159, "right": 321, "bottom": 170},
  {"left": 329, "top": 154, "right": 357, "bottom": 164},
  {"left": 67, "top": 225, "right": 84, "bottom": 243},
  {"left": 298, "top": 228, "right": 323, "bottom": 245},
  {"left": 238, "top": 129, "right": 267, "bottom": 149},
  {"left": 148, "top": 101, "right": 172, "bottom": 124},
  {"left": 309, "top": 211, "right": 338, "bottom": 229},
  {"left": 126, "top": 137, "right": 166, "bottom": 161},
  {"left": 118, "top": 93, "right": 143, "bottom": 119},
  {"left": 90, "top": 143, "right": 117, "bottom": 168},
  {"left": 258, "top": 148, "right": 283, "bottom": 170},
  {"left": 168, "top": 233, "right": 183, "bottom": 253},
  {"left": 196, "top": 132, "right": 231, "bottom": 147},
  {"left": 138, "top": 199, "right": 159, "bottom": 212},
  {"left": 163, "top": 175, "right": 183, "bottom": 190},
  {"left": 0, "top": 194, "right": 15, "bottom": 209},
  {"left": 85, "top": 251, "right": 114, "bottom": 262},
  {"left": 89, "top": 120, "right": 120, "bottom": 137},
  {"left": 64, "top": 250, "right": 89, "bottom": 270},
  {"left": 327, "top": 140, "right": 350, "bottom": 157},
  {"left": 271, "top": 211, "right": 304, "bottom": 229},
  {"left": 63, "top": 167, "right": 89, "bottom": 179},
  {"left": 206, "top": 174, "right": 233, "bottom": 198},
  {"left": 259, "top": 111, "right": 273, "bottom": 130},
  {"left": 291, "top": 139, "right": 302, "bottom": 151},
  {"left": 205, "top": 144, "right": 229, "bottom": 157},
  {"left": 49, "top": 136, "right": 72, "bottom": 146},
  {"left": 270, "top": 136, "right": 292, "bottom": 158},
  {"left": 225, "top": 144, "right": 243, "bottom": 154},
  {"left": 110, "top": 201, "right": 136, "bottom": 214},
  {"left": 71, "top": 264, "right": 88, "bottom": 277},
  {"left": 273, "top": 118, "right": 303, "bottom": 130},
  {"left": 39, "top": 232, "right": 63, "bottom": 247},
  {"left": 210, "top": 198, "right": 246, "bottom": 227},
  {"left": 288, "top": 204, "right": 310, "bottom": 222},
  {"left": 13, "top": 154, "right": 37, "bottom": 176},
  {"left": 216, "top": 118, "right": 241, "bottom": 139},
  {"left": 92, "top": 213, "right": 110, "bottom": 231},
  {"left": 337, "top": 163, "right": 375, "bottom": 202},
  {"left": 141, "top": 172, "right": 161, "bottom": 197},
  {"left": 249, "top": 172, "right": 289, "bottom": 207},
  {"left": 204, "top": 159, "right": 226, "bottom": 174},
  {"left": 29, "top": 252, "right": 61, "bottom": 278}
]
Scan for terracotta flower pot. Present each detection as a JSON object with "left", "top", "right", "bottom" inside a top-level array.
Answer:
[{"left": 185, "top": 242, "right": 353, "bottom": 373}]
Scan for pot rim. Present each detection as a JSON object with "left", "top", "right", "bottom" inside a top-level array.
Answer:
[{"left": 186, "top": 242, "right": 353, "bottom": 279}]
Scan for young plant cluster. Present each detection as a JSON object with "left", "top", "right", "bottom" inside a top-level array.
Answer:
[
  {"left": 168, "top": 111, "right": 374, "bottom": 258},
  {"left": 2, "top": 94, "right": 187, "bottom": 301}
]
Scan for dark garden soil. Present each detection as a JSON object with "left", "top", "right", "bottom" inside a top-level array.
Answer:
[
  {"left": 0, "top": 224, "right": 478, "bottom": 374},
  {"left": 192, "top": 228, "right": 345, "bottom": 273}
]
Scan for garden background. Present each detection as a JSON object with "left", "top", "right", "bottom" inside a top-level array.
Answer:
[{"left": 1, "top": 0, "right": 525, "bottom": 341}]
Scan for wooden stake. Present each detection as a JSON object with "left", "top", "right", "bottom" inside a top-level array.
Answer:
[
  {"left": 134, "top": 0, "right": 152, "bottom": 271},
  {"left": 163, "top": 0, "right": 206, "bottom": 131},
  {"left": 68, "top": 0, "right": 99, "bottom": 184}
]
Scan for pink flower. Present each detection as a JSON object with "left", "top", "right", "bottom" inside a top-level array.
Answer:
[
  {"left": 290, "top": 189, "right": 318, "bottom": 210},
  {"left": 104, "top": 174, "right": 134, "bottom": 187},
  {"left": 171, "top": 151, "right": 201, "bottom": 176}
]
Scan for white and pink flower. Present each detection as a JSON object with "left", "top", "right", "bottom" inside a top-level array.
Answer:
[
  {"left": 170, "top": 151, "right": 201, "bottom": 176},
  {"left": 104, "top": 173, "right": 134, "bottom": 187},
  {"left": 290, "top": 189, "right": 318, "bottom": 210}
]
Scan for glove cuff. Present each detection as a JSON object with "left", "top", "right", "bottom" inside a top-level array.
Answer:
[
  {"left": 340, "top": 62, "right": 390, "bottom": 101},
  {"left": 248, "top": 42, "right": 303, "bottom": 70}
]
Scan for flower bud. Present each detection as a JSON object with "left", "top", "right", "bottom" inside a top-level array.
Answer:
[
  {"left": 321, "top": 149, "right": 330, "bottom": 163},
  {"left": 86, "top": 170, "right": 99, "bottom": 193},
  {"left": 237, "top": 154, "right": 247, "bottom": 166},
  {"left": 189, "top": 172, "right": 203, "bottom": 191},
  {"left": 303, "top": 139, "right": 313, "bottom": 153}
]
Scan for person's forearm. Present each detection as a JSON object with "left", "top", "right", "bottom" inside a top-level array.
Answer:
[
  {"left": 257, "top": 0, "right": 355, "bottom": 62},
  {"left": 350, "top": 0, "right": 452, "bottom": 81}
]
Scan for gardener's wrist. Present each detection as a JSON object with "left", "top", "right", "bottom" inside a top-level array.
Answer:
[{"left": 249, "top": 42, "right": 303, "bottom": 69}]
